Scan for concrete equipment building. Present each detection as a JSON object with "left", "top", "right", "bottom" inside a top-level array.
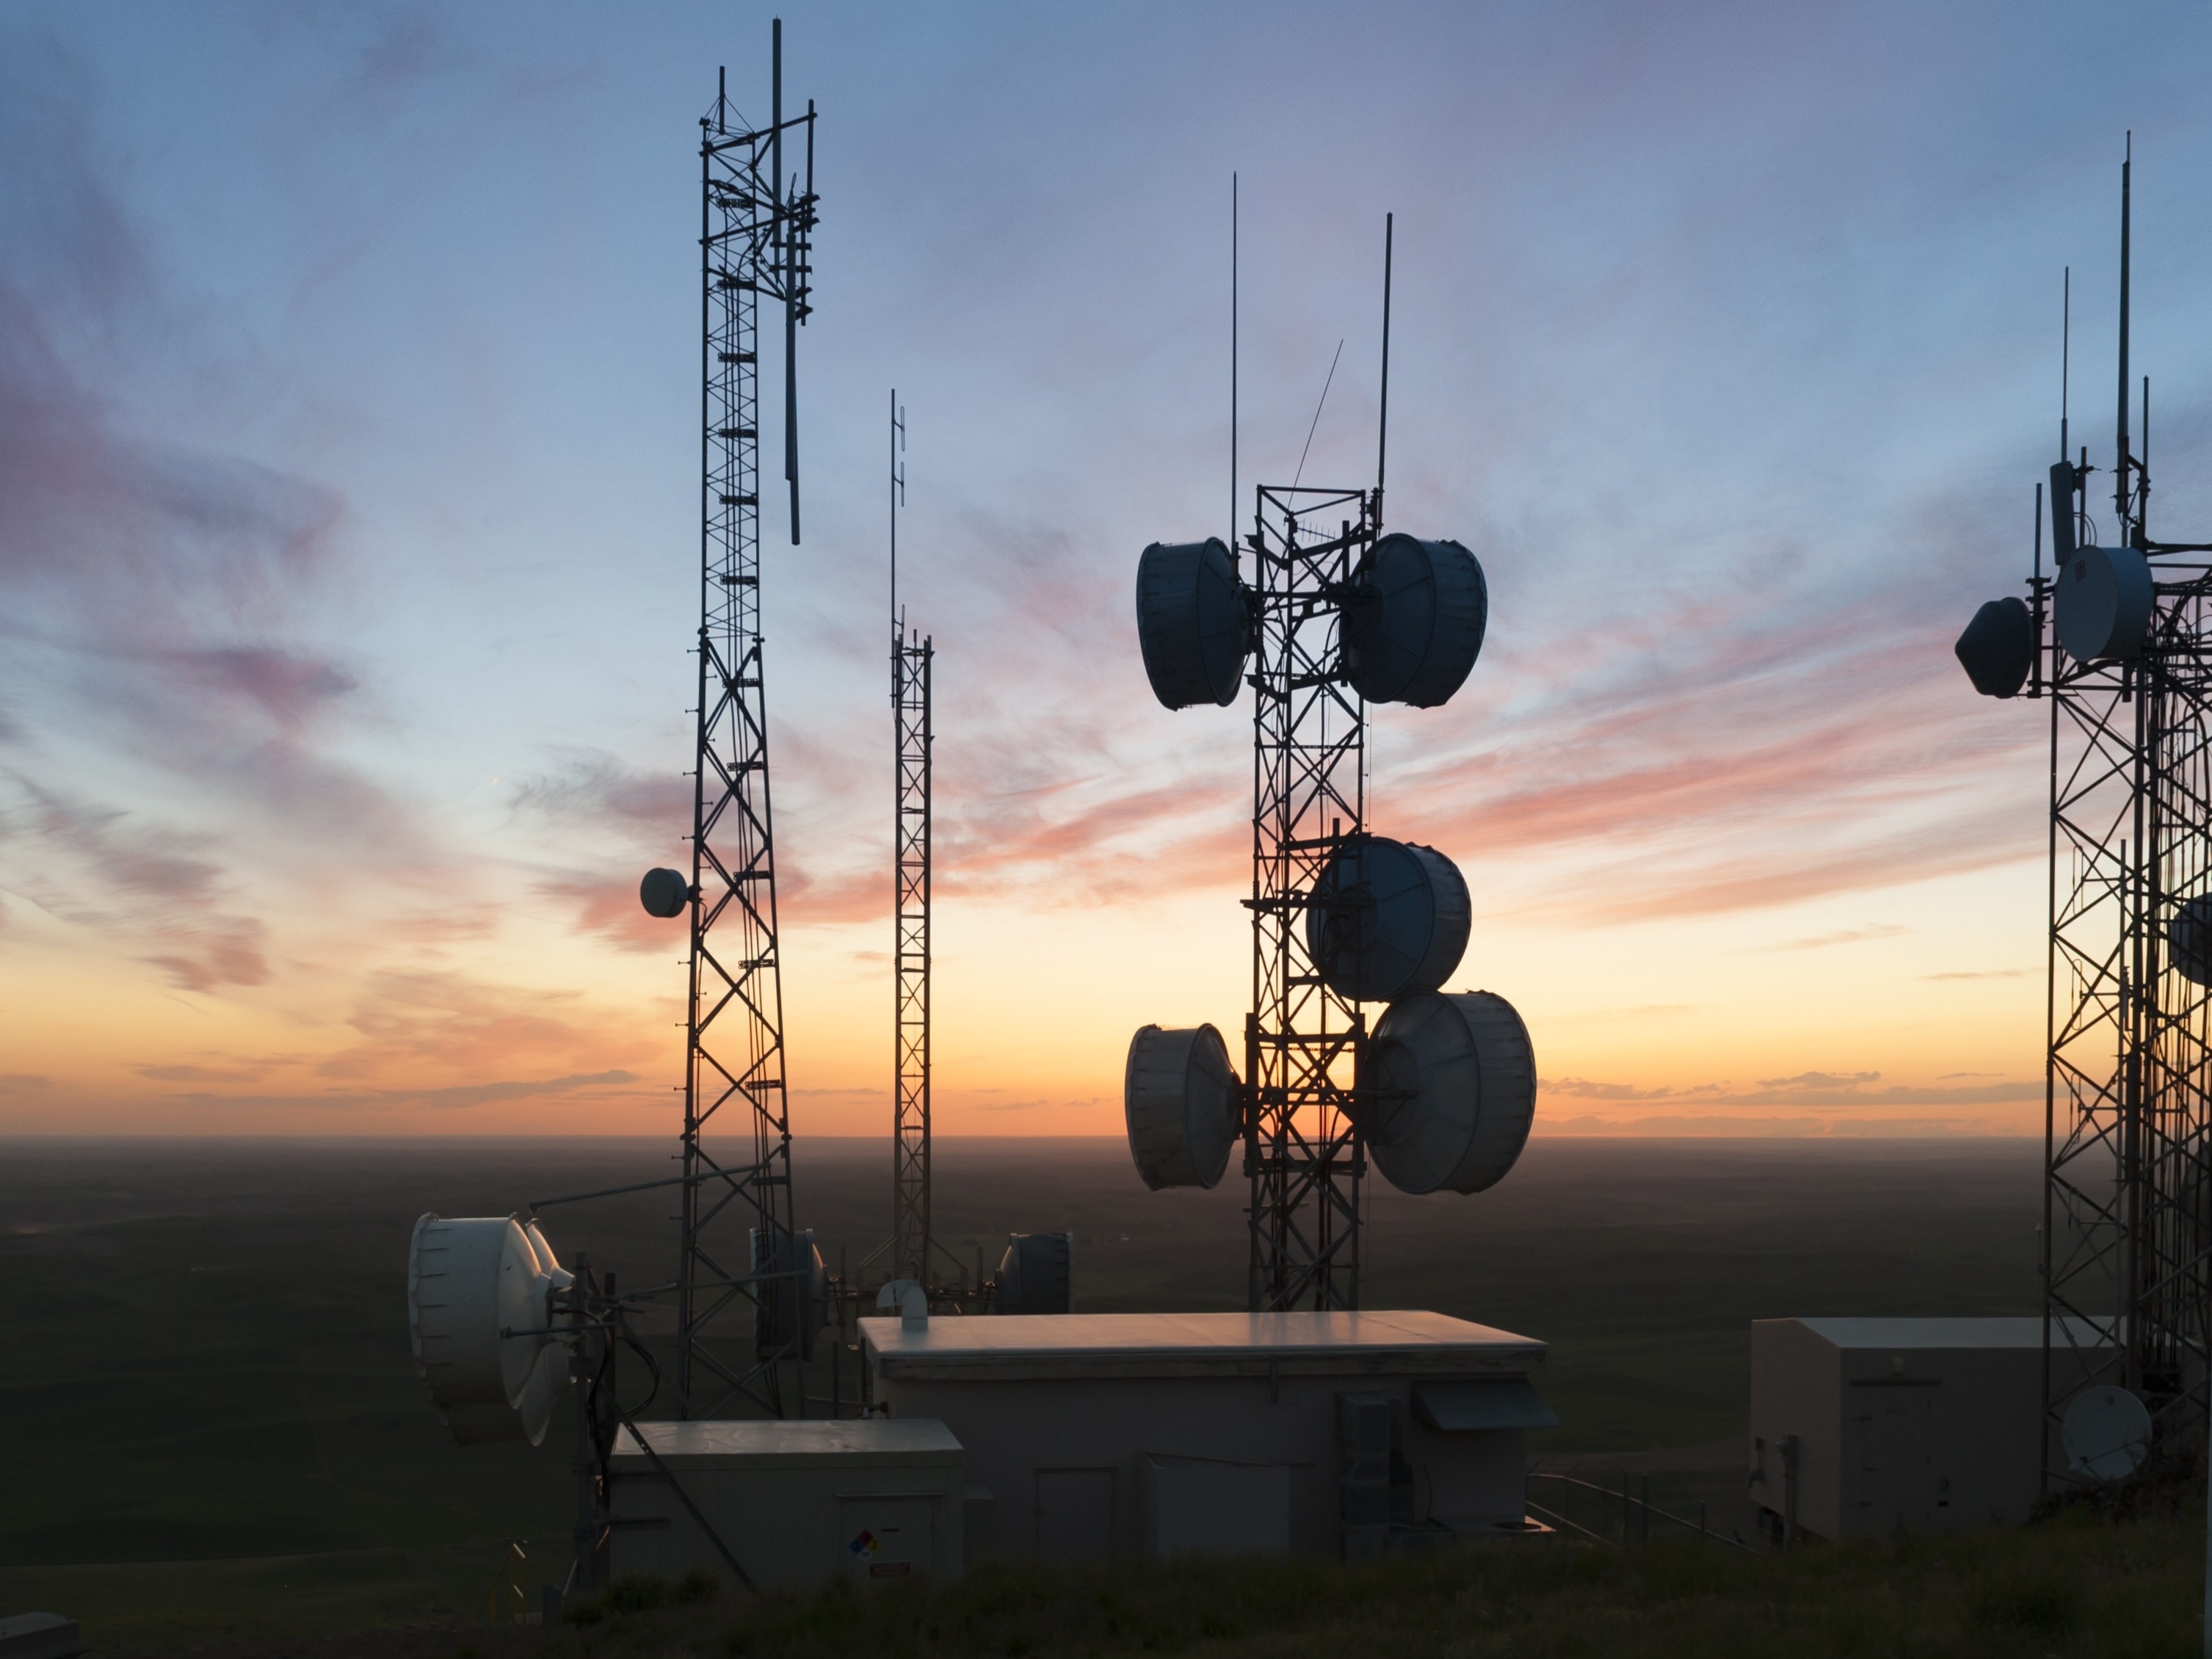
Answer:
[{"left": 862, "top": 1310, "right": 1553, "bottom": 1559}]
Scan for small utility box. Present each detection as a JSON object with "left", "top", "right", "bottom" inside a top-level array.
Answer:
[
  {"left": 863, "top": 1310, "right": 1552, "bottom": 1560},
  {"left": 608, "top": 1417, "right": 965, "bottom": 1590},
  {"left": 1749, "top": 1316, "right": 2113, "bottom": 1541}
]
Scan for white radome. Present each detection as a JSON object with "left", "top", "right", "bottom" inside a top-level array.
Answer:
[{"left": 408, "top": 1213, "right": 574, "bottom": 1446}]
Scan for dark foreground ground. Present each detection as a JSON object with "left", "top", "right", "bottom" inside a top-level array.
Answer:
[{"left": 1, "top": 1135, "right": 2054, "bottom": 1652}]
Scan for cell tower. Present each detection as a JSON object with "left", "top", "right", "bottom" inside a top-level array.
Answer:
[
  {"left": 1956, "top": 137, "right": 2212, "bottom": 1488},
  {"left": 1125, "top": 203, "right": 1536, "bottom": 1311},
  {"left": 639, "top": 23, "right": 820, "bottom": 1418},
  {"left": 890, "top": 393, "right": 936, "bottom": 1289}
]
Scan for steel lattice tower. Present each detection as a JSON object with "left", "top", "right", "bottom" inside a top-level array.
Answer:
[
  {"left": 2038, "top": 140, "right": 2212, "bottom": 1486},
  {"left": 675, "top": 32, "right": 816, "bottom": 1420},
  {"left": 1244, "top": 483, "right": 1374, "bottom": 1310},
  {"left": 889, "top": 394, "right": 935, "bottom": 1288}
]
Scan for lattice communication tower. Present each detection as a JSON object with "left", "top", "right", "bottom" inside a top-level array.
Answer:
[
  {"left": 638, "top": 25, "right": 819, "bottom": 1420},
  {"left": 1956, "top": 138, "right": 2212, "bottom": 1488},
  {"left": 890, "top": 393, "right": 936, "bottom": 1288},
  {"left": 1125, "top": 206, "right": 1537, "bottom": 1312}
]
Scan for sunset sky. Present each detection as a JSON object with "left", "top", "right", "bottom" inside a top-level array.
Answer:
[{"left": 4, "top": 1, "right": 2211, "bottom": 1141}]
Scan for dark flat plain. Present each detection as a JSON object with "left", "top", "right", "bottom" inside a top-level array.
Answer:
[{"left": 0, "top": 1134, "right": 2041, "bottom": 1645}]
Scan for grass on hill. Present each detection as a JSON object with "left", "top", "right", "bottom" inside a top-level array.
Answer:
[{"left": 530, "top": 1517, "right": 2203, "bottom": 1659}]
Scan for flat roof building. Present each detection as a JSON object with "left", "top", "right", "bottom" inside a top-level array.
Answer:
[
  {"left": 1749, "top": 1316, "right": 2114, "bottom": 1542},
  {"left": 862, "top": 1310, "right": 1553, "bottom": 1560}
]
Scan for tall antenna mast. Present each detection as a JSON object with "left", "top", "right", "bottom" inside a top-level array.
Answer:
[
  {"left": 890, "top": 396, "right": 934, "bottom": 1293},
  {"left": 671, "top": 19, "right": 819, "bottom": 1420},
  {"left": 1231, "top": 173, "right": 1239, "bottom": 552}
]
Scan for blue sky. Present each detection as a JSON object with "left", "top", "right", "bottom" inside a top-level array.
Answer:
[{"left": 3, "top": 1, "right": 2210, "bottom": 1135}]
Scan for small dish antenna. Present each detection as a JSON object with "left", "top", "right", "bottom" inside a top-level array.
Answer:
[
  {"left": 1124, "top": 1023, "right": 1240, "bottom": 1189},
  {"left": 1358, "top": 990, "right": 1536, "bottom": 1194},
  {"left": 1135, "top": 538, "right": 1251, "bottom": 708},
  {"left": 2170, "top": 896, "right": 2212, "bottom": 986},
  {"left": 1954, "top": 597, "right": 2035, "bottom": 699},
  {"left": 995, "top": 1233, "right": 1074, "bottom": 1315},
  {"left": 639, "top": 867, "right": 691, "bottom": 919},
  {"left": 2059, "top": 1385, "right": 2152, "bottom": 1481},
  {"left": 1305, "top": 836, "right": 1470, "bottom": 1003},
  {"left": 2054, "top": 545, "right": 2153, "bottom": 661},
  {"left": 1341, "top": 534, "right": 1488, "bottom": 707},
  {"left": 408, "top": 1214, "right": 574, "bottom": 1446}
]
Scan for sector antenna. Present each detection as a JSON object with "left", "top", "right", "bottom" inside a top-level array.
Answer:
[{"left": 1124, "top": 205, "right": 1536, "bottom": 1311}]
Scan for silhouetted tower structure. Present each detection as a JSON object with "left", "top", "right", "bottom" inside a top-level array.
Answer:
[
  {"left": 890, "top": 393, "right": 935, "bottom": 1288},
  {"left": 676, "top": 26, "right": 817, "bottom": 1418},
  {"left": 1957, "top": 137, "right": 2212, "bottom": 1484},
  {"left": 1244, "top": 482, "right": 1378, "bottom": 1309},
  {"left": 1129, "top": 206, "right": 1530, "bottom": 1314}
]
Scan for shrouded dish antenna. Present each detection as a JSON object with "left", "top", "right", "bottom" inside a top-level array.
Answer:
[
  {"left": 2170, "top": 896, "right": 2212, "bottom": 987},
  {"left": 1358, "top": 990, "right": 1535, "bottom": 1195},
  {"left": 1124, "top": 1023, "right": 1241, "bottom": 1190},
  {"left": 751, "top": 1227, "right": 829, "bottom": 1360},
  {"left": 1136, "top": 538, "right": 1250, "bottom": 709},
  {"left": 2060, "top": 1385, "right": 2151, "bottom": 1481},
  {"left": 1343, "top": 534, "right": 1487, "bottom": 708},
  {"left": 2054, "top": 545, "right": 2153, "bottom": 661},
  {"left": 996, "top": 1233, "right": 1073, "bottom": 1314},
  {"left": 1306, "top": 836, "right": 1471, "bottom": 1003},
  {"left": 639, "top": 867, "right": 690, "bottom": 918},
  {"left": 1954, "top": 597, "right": 2034, "bottom": 698},
  {"left": 407, "top": 1214, "right": 573, "bottom": 1447}
]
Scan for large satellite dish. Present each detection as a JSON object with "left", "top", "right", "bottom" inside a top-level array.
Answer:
[
  {"left": 1954, "top": 596, "right": 2034, "bottom": 699},
  {"left": 1135, "top": 538, "right": 1250, "bottom": 709},
  {"left": 1360, "top": 990, "right": 1535, "bottom": 1195},
  {"left": 2059, "top": 1385, "right": 2151, "bottom": 1482},
  {"left": 2054, "top": 545, "right": 2153, "bottom": 661},
  {"left": 1343, "top": 534, "right": 1487, "bottom": 708},
  {"left": 408, "top": 1214, "right": 573, "bottom": 1447},
  {"left": 1124, "top": 1023, "right": 1241, "bottom": 1190},
  {"left": 1305, "top": 837, "right": 1471, "bottom": 1003}
]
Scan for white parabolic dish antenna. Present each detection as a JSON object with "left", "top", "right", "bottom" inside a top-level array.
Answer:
[
  {"left": 1124, "top": 1023, "right": 1240, "bottom": 1190},
  {"left": 2053, "top": 545, "right": 2153, "bottom": 662},
  {"left": 409, "top": 1214, "right": 573, "bottom": 1447},
  {"left": 2059, "top": 1385, "right": 2152, "bottom": 1482},
  {"left": 1360, "top": 990, "right": 1536, "bottom": 1194}
]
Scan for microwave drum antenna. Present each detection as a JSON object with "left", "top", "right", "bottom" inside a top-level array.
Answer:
[
  {"left": 639, "top": 867, "right": 690, "bottom": 919},
  {"left": 2059, "top": 1385, "right": 2153, "bottom": 1481},
  {"left": 1135, "top": 538, "right": 1250, "bottom": 709},
  {"left": 408, "top": 1214, "right": 573, "bottom": 1446},
  {"left": 1954, "top": 597, "right": 2035, "bottom": 699},
  {"left": 1360, "top": 990, "right": 1535, "bottom": 1194},
  {"left": 1305, "top": 837, "right": 1471, "bottom": 1003},
  {"left": 996, "top": 1232, "right": 1075, "bottom": 1314},
  {"left": 1342, "top": 534, "right": 1487, "bottom": 707},
  {"left": 2053, "top": 545, "right": 2153, "bottom": 661},
  {"left": 2169, "top": 895, "right": 2212, "bottom": 987},
  {"left": 1124, "top": 1023, "right": 1241, "bottom": 1189}
]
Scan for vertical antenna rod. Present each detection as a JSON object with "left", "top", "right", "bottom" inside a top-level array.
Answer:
[
  {"left": 1231, "top": 173, "right": 1239, "bottom": 551},
  {"left": 1376, "top": 212, "right": 1393, "bottom": 529},
  {"left": 2061, "top": 267, "right": 2070, "bottom": 464},
  {"left": 2117, "top": 134, "right": 2131, "bottom": 535}
]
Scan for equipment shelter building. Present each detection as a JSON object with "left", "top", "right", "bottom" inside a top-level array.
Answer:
[
  {"left": 1749, "top": 1316, "right": 2116, "bottom": 1542},
  {"left": 861, "top": 1310, "right": 1553, "bottom": 1559}
]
